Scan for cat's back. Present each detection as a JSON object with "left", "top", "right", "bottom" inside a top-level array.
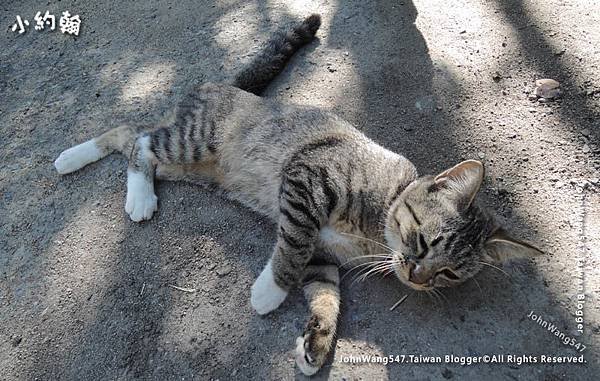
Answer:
[
  {"left": 203, "top": 83, "right": 360, "bottom": 217},
  {"left": 195, "top": 82, "right": 415, "bottom": 221},
  {"left": 194, "top": 81, "right": 359, "bottom": 140},
  {"left": 196, "top": 81, "right": 367, "bottom": 169}
]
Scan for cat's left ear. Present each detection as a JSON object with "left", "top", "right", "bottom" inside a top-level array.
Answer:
[
  {"left": 483, "top": 227, "right": 544, "bottom": 263},
  {"left": 434, "top": 160, "right": 484, "bottom": 209}
]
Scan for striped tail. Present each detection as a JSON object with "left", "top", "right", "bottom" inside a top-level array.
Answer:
[{"left": 232, "top": 14, "right": 321, "bottom": 95}]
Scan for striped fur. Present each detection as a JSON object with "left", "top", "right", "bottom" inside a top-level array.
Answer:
[
  {"left": 54, "top": 14, "right": 542, "bottom": 375},
  {"left": 233, "top": 14, "right": 321, "bottom": 95}
]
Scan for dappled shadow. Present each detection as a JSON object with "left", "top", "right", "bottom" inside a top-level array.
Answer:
[
  {"left": 1, "top": 0, "right": 303, "bottom": 379},
  {"left": 1, "top": 0, "right": 598, "bottom": 380},
  {"left": 308, "top": 0, "right": 599, "bottom": 380},
  {"left": 493, "top": 0, "right": 599, "bottom": 159}
]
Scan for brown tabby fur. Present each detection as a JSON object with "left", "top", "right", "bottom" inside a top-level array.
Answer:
[{"left": 54, "top": 14, "right": 542, "bottom": 375}]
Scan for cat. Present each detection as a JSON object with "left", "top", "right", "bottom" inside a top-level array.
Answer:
[{"left": 53, "top": 14, "right": 542, "bottom": 376}]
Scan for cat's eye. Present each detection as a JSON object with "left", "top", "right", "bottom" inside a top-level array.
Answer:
[
  {"left": 418, "top": 233, "right": 427, "bottom": 250},
  {"left": 436, "top": 267, "right": 460, "bottom": 281},
  {"left": 417, "top": 233, "right": 428, "bottom": 258},
  {"left": 431, "top": 236, "right": 443, "bottom": 247}
]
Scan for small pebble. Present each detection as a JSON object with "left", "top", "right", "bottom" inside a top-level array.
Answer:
[
  {"left": 11, "top": 336, "right": 22, "bottom": 347},
  {"left": 534, "top": 78, "right": 561, "bottom": 99},
  {"left": 216, "top": 265, "right": 232, "bottom": 277}
]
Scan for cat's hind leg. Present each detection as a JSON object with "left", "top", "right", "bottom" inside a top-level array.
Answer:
[
  {"left": 126, "top": 113, "right": 219, "bottom": 221},
  {"left": 54, "top": 125, "right": 139, "bottom": 174},
  {"left": 295, "top": 264, "right": 340, "bottom": 376},
  {"left": 125, "top": 135, "right": 158, "bottom": 221}
]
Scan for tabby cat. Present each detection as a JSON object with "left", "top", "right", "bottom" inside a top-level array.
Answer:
[{"left": 54, "top": 14, "right": 542, "bottom": 375}]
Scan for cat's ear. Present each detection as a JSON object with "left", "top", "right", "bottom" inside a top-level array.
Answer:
[
  {"left": 483, "top": 227, "right": 544, "bottom": 263},
  {"left": 434, "top": 160, "right": 484, "bottom": 209}
]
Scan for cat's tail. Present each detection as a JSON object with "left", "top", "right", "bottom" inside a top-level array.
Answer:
[
  {"left": 54, "top": 124, "right": 140, "bottom": 174},
  {"left": 54, "top": 16, "right": 321, "bottom": 174},
  {"left": 232, "top": 14, "right": 321, "bottom": 95}
]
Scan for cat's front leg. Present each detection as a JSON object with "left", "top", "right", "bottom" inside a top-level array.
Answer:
[
  {"left": 251, "top": 173, "right": 327, "bottom": 314},
  {"left": 295, "top": 265, "right": 340, "bottom": 376},
  {"left": 250, "top": 221, "right": 319, "bottom": 315}
]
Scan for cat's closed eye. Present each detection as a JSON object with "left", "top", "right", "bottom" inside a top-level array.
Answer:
[
  {"left": 431, "top": 235, "right": 443, "bottom": 247},
  {"left": 436, "top": 267, "right": 460, "bottom": 280},
  {"left": 417, "top": 233, "right": 428, "bottom": 258}
]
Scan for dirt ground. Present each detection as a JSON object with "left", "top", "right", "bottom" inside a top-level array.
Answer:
[{"left": 1, "top": 0, "right": 599, "bottom": 380}]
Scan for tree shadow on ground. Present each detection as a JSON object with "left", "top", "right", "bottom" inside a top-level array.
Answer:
[
  {"left": 0, "top": 1, "right": 293, "bottom": 379},
  {"left": 493, "top": 0, "right": 599, "bottom": 163},
  {"left": 313, "top": 1, "right": 598, "bottom": 380},
  {"left": 1, "top": 0, "right": 597, "bottom": 380}
]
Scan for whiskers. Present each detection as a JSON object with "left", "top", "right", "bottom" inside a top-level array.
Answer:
[
  {"left": 351, "top": 258, "right": 401, "bottom": 285},
  {"left": 472, "top": 277, "right": 483, "bottom": 295},
  {"left": 336, "top": 232, "right": 405, "bottom": 285},
  {"left": 476, "top": 261, "right": 510, "bottom": 278},
  {"left": 339, "top": 232, "right": 395, "bottom": 253},
  {"left": 340, "top": 254, "right": 393, "bottom": 268},
  {"left": 339, "top": 253, "right": 398, "bottom": 284},
  {"left": 425, "top": 288, "right": 449, "bottom": 306}
]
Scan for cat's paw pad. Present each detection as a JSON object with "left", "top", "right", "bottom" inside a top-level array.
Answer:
[
  {"left": 125, "top": 171, "right": 158, "bottom": 222},
  {"left": 295, "top": 336, "right": 320, "bottom": 376},
  {"left": 250, "top": 262, "right": 288, "bottom": 315},
  {"left": 54, "top": 140, "right": 103, "bottom": 174}
]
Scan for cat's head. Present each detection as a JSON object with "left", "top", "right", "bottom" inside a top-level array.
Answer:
[{"left": 384, "top": 160, "right": 542, "bottom": 291}]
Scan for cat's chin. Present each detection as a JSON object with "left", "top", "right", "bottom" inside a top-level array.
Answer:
[{"left": 402, "top": 280, "right": 435, "bottom": 291}]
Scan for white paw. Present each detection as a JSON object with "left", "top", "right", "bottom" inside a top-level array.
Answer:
[
  {"left": 125, "top": 169, "right": 158, "bottom": 222},
  {"left": 250, "top": 261, "right": 288, "bottom": 315},
  {"left": 295, "top": 337, "right": 320, "bottom": 376},
  {"left": 54, "top": 140, "right": 103, "bottom": 174}
]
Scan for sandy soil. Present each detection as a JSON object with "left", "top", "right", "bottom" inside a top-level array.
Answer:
[{"left": 1, "top": 0, "right": 599, "bottom": 380}]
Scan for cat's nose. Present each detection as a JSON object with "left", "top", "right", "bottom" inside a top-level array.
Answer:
[{"left": 409, "top": 263, "right": 431, "bottom": 285}]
